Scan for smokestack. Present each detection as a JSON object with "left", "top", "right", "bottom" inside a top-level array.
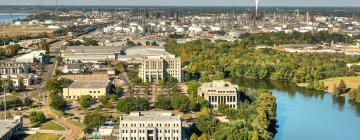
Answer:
[{"left": 255, "top": 0, "right": 259, "bottom": 17}]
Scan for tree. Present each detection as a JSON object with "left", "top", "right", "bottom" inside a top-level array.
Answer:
[
  {"left": 190, "top": 133, "right": 198, "bottom": 140},
  {"left": 251, "top": 131, "right": 260, "bottom": 140},
  {"left": 17, "top": 77, "right": 26, "bottom": 91},
  {"left": 195, "top": 115, "right": 220, "bottom": 135},
  {"left": 155, "top": 95, "right": 173, "bottom": 110},
  {"left": 23, "top": 98, "right": 33, "bottom": 107},
  {"left": 198, "top": 134, "right": 209, "bottom": 140},
  {"left": 151, "top": 41, "right": 158, "bottom": 46},
  {"left": 334, "top": 79, "right": 348, "bottom": 95},
  {"left": 83, "top": 111, "right": 106, "bottom": 133},
  {"left": 99, "top": 95, "right": 110, "bottom": 106},
  {"left": 50, "top": 94, "right": 66, "bottom": 111},
  {"left": 116, "top": 97, "right": 149, "bottom": 114},
  {"left": 171, "top": 94, "right": 190, "bottom": 112},
  {"left": 79, "top": 95, "right": 93, "bottom": 109},
  {"left": 146, "top": 41, "right": 151, "bottom": 46},
  {"left": 29, "top": 111, "right": 46, "bottom": 124}
]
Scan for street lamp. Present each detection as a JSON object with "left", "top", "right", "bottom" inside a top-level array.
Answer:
[{"left": 2, "top": 81, "right": 9, "bottom": 120}]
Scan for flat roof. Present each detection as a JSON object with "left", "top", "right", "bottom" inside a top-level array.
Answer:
[
  {"left": 120, "top": 111, "right": 180, "bottom": 122},
  {"left": 0, "top": 120, "right": 20, "bottom": 138},
  {"left": 122, "top": 46, "right": 172, "bottom": 56},
  {"left": 67, "top": 81, "right": 109, "bottom": 88}
]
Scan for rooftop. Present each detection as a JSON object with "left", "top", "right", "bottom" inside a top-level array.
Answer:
[
  {"left": 67, "top": 81, "right": 109, "bottom": 88},
  {"left": 68, "top": 46, "right": 124, "bottom": 54},
  {"left": 200, "top": 80, "right": 239, "bottom": 90},
  {"left": 118, "top": 46, "right": 173, "bottom": 58},
  {"left": 0, "top": 119, "right": 20, "bottom": 138},
  {"left": 120, "top": 111, "right": 180, "bottom": 122}
]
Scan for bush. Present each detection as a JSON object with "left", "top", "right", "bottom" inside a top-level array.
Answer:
[{"left": 29, "top": 111, "right": 46, "bottom": 124}]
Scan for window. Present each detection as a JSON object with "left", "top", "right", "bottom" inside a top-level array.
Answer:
[
  {"left": 98, "top": 91, "right": 100, "bottom": 93},
  {"left": 90, "top": 91, "right": 92, "bottom": 93}
]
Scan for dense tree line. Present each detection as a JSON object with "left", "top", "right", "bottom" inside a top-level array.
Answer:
[
  {"left": 67, "top": 38, "right": 99, "bottom": 46},
  {"left": 0, "top": 33, "right": 49, "bottom": 47},
  {"left": 0, "top": 44, "right": 20, "bottom": 60},
  {"left": 165, "top": 39, "right": 358, "bottom": 83},
  {"left": 242, "top": 31, "right": 353, "bottom": 46}
]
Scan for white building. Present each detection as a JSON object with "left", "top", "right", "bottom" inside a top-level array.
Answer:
[
  {"left": 198, "top": 80, "right": 240, "bottom": 109},
  {"left": 119, "top": 111, "right": 182, "bottom": 140},
  {"left": 16, "top": 50, "right": 49, "bottom": 64},
  {"left": 62, "top": 81, "right": 110, "bottom": 99},
  {"left": 61, "top": 46, "right": 124, "bottom": 63},
  {"left": 138, "top": 55, "right": 182, "bottom": 83},
  {"left": 0, "top": 116, "right": 23, "bottom": 140}
]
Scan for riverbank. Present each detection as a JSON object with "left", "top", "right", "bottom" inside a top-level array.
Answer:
[{"left": 297, "top": 75, "right": 360, "bottom": 96}]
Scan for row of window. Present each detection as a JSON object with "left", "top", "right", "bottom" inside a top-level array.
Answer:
[
  {"left": 122, "top": 136, "right": 180, "bottom": 140},
  {"left": 209, "top": 95, "right": 237, "bottom": 103},
  {"left": 89, "top": 91, "right": 101, "bottom": 94},
  {"left": 122, "top": 123, "right": 180, "bottom": 127},
  {"left": 122, "top": 129, "right": 180, "bottom": 134},
  {"left": 64, "top": 95, "right": 100, "bottom": 99}
]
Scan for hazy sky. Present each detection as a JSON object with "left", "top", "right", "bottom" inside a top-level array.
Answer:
[{"left": 1, "top": 0, "right": 360, "bottom": 7}]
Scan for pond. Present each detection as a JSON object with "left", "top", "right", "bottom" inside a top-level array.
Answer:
[{"left": 232, "top": 78, "right": 360, "bottom": 140}]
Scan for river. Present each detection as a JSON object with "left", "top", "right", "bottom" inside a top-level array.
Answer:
[
  {"left": 232, "top": 78, "right": 360, "bottom": 140},
  {"left": 0, "top": 13, "right": 29, "bottom": 23}
]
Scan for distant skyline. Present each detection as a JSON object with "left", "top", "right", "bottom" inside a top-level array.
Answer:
[{"left": 1, "top": 0, "right": 360, "bottom": 7}]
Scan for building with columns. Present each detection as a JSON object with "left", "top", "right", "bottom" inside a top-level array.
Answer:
[
  {"left": 119, "top": 111, "right": 183, "bottom": 140},
  {"left": 138, "top": 55, "right": 181, "bottom": 83},
  {"left": 197, "top": 80, "right": 240, "bottom": 109}
]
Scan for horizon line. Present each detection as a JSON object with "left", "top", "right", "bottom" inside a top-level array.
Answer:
[{"left": 1, "top": 5, "right": 360, "bottom": 8}]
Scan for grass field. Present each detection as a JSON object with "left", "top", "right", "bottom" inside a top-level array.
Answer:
[
  {"left": 1, "top": 25, "right": 55, "bottom": 37},
  {"left": 320, "top": 76, "right": 360, "bottom": 92},
  {"left": 24, "top": 133, "right": 61, "bottom": 140},
  {"left": 40, "top": 120, "right": 66, "bottom": 130}
]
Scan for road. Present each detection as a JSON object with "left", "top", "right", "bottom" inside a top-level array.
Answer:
[
  {"left": 42, "top": 106, "right": 84, "bottom": 140},
  {"left": 19, "top": 37, "right": 84, "bottom": 140}
]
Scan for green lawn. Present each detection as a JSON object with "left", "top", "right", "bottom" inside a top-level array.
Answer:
[
  {"left": 40, "top": 120, "right": 66, "bottom": 130},
  {"left": 24, "top": 133, "right": 61, "bottom": 140}
]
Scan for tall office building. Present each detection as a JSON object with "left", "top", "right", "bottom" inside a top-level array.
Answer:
[{"left": 138, "top": 55, "right": 182, "bottom": 83}]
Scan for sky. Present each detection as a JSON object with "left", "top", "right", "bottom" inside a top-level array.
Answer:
[{"left": 0, "top": 0, "right": 360, "bottom": 7}]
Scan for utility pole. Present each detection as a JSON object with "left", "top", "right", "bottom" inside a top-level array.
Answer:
[{"left": 3, "top": 82, "right": 8, "bottom": 120}]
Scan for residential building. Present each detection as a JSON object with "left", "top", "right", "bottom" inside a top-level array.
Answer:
[
  {"left": 138, "top": 55, "right": 182, "bottom": 83},
  {"left": 119, "top": 111, "right": 182, "bottom": 140},
  {"left": 15, "top": 50, "right": 49, "bottom": 64},
  {"left": 0, "top": 74, "right": 33, "bottom": 87},
  {"left": 197, "top": 80, "right": 240, "bottom": 109},
  {"left": 0, "top": 63, "right": 31, "bottom": 75},
  {"left": 62, "top": 81, "right": 110, "bottom": 99},
  {"left": 0, "top": 116, "right": 23, "bottom": 140}
]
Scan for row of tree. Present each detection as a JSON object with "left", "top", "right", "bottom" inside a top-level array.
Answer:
[
  {"left": 0, "top": 33, "right": 49, "bottom": 47},
  {"left": 67, "top": 38, "right": 99, "bottom": 46},
  {"left": 45, "top": 78, "right": 72, "bottom": 112}
]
